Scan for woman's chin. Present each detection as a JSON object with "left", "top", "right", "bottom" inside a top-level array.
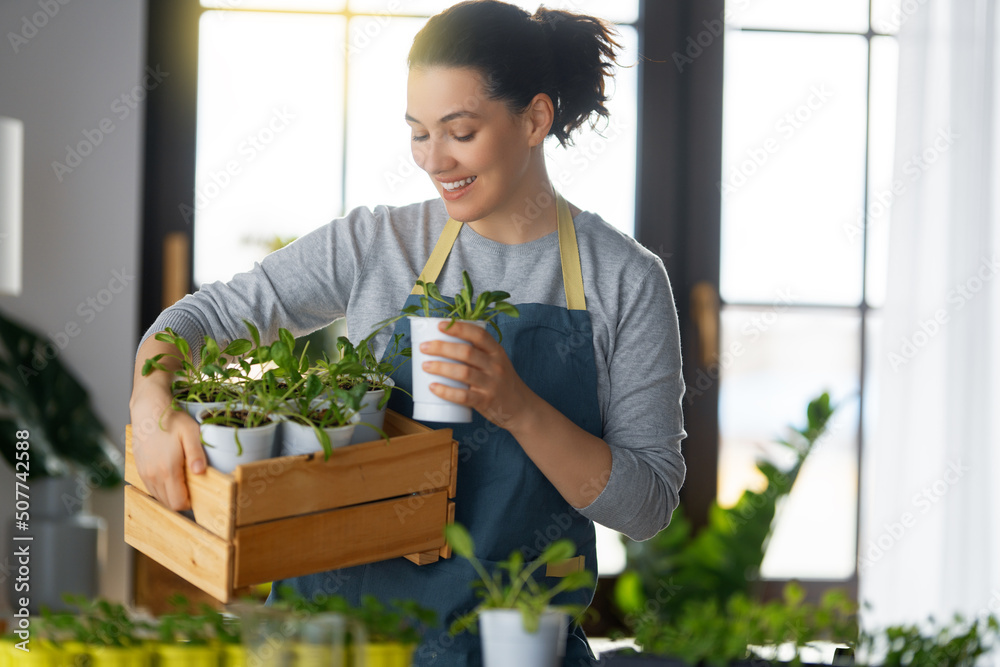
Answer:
[{"left": 440, "top": 196, "right": 485, "bottom": 223}]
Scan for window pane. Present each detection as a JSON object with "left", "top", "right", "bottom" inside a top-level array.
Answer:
[
  {"left": 718, "top": 307, "right": 859, "bottom": 579},
  {"left": 194, "top": 11, "right": 345, "bottom": 285},
  {"left": 720, "top": 32, "right": 868, "bottom": 305},
  {"left": 871, "top": 0, "right": 903, "bottom": 34},
  {"left": 345, "top": 17, "right": 433, "bottom": 210},
  {"left": 865, "top": 37, "right": 900, "bottom": 309},
  {"left": 725, "top": 0, "right": 869, "bottom": 33},
  {"left": 864, "top": 312, "right": 882, "bottom": 451},
  {"left": 347, "top": 0, "right": 638, "bottom": 23},
  {"left": 202, "top": 0, "right": 347, "bottom": 10},
  {"left": 596, "top": 524, "right": 626, "bottom": 575},
  {"left": 546, "top": 25, "right": 638, "bottom": 236}
]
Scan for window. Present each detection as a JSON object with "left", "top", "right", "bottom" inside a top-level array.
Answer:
[
  {"left": 191, "top": 0, "right": 639, "bottom": 575},
  {"left": 717, "top": 1, "right": 899, "bottom": 581},
  {"left": 193, "top": 1, "right": 639, "bottom": 287}
]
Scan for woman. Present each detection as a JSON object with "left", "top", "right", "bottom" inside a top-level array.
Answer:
[{"left": 130, "top": 1, "right": 687, "bottom": 664}]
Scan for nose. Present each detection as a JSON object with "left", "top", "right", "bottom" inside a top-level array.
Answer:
[{"left": 413, "top": 136, "right": 456, "bottom": 176}]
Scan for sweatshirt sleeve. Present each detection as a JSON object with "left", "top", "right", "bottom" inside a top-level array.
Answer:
[
  {"left": 136, "top": 205, "right": 379, "bottom": 364},
  {"left": 573, "top": 258, "right": 687, "bottom": 541}
]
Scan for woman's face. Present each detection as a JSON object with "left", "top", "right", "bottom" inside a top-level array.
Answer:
[{"left": 406, "top": 66, "right": 535, "bottom": 223}]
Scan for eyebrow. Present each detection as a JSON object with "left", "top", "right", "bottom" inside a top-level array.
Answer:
[{"left": 405, "top": 110, "right": 480, "bottom": 125}]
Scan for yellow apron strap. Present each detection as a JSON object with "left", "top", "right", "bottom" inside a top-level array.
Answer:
[
  {"left": 556, "top": 193, "right": 587, "bottom": 311},
  {"left": 410, "top": 217, "right": 464, "bottom": 294},
  {"left": 411, "top": 193, "right": 586, "bottom": 310}
]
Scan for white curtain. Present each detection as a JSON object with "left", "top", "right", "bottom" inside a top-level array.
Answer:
[{"left": 859, "top": 0, "right": 1000, "bottom": 638}]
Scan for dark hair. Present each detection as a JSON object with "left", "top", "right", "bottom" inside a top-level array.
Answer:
[{"left": 408, "top": 0, "right": 621, "bottom": 147}]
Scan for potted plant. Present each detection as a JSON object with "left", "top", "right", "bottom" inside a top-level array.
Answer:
[
  {"left": 0, "top": 311, "right": 122, "bottom": 614},
  {"left": 353, "top": 595, "right": 437, "bottom": 667},
  {"left": 256, "top": 327, "right": 373, "bottom": 458},
  {"left": 599, "top": 582, "right": 856, "bottom": 667},
  {"left": 855, "top": 613, "right": 999, "bottom": 667},
  {"left": 445, "top": 523, "right": 593, "bottom": 667},
  {"left": 615, "top": 393, "right": 837, "bottom": 628},
  {"left": 600, "top": 599, "right": 1000, "bottom": 667},
  {"left": 288, "top": 612, "right": 349, "bottom": 666},
  {"left": 335, "top": 331, "right": 410, "bottom": 444},
  {"left": 140, "top": 327, "right": 252, "bottom": 419},
  {"left": 196, "top": 384, "right": 280, "bottom": 474},
  {"left": 154, "top": 595, "right": 219, "bottom": 667},
  {"left": 202, "top": 606, "right": 245, "bottom": 667},
  {"left": 272, "top": 585, "right": 435, "bottom": 667},
  {"left": 277, "top": 373, "right": 368, "bottom": 458},
  {"left": 2, "top": 628, "right": 67, "bottom": 666},
  {"left": 269, "top": 585, "right": 350, "bottom": 665},
  {"left": 36, "top": 602, "right": 91, "bottom": 666},
  {"left": 401, "top": 271, "right": 519, "bottom": 423},
  {"left": 48, "top": 595, "right": 152, "bottom": 667}
]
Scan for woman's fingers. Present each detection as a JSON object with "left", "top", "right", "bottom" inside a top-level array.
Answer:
[
  {"left": 179, "top": 415, "right": 207, "bottom": 475},
  {"left": 131, "top": 388, "right": 203, "bottom": 511},
  {"left": 428, "top": 380, "right": 472, "bottom": 406}
]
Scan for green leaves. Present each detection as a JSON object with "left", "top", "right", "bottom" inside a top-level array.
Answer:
[
  {"left": 0, "top": 310, "right": 123, "bottom": 486},
  {"left": 617, "top": 391, "right": 838, "bottom": 634},
  {"left": 856, "top": 614, "right": 1000, "bottom": 667},
  {"left": 632, "top": 582, "right": 859, "bottom": 666},
  {"left": 408, "top": 271, "right": 520, "bottom": 342},
  {"left": 445, "top": 522, "right": 593, "bottom": 637},
  {"left": 444, "top": 523, "right": 475, "bottom": 559},
  {"left": 274, "top": 586, "right": 437, "bottom": 645},
  {"left": 39, "top": 594, "right": 151, "bottom": 647}
]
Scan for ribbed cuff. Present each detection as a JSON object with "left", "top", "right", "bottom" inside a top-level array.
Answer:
[{"left": 136, "top": 309, "right": 208, "bottom": 367}]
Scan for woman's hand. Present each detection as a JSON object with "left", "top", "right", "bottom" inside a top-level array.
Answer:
[
  {"left": 129, "top": 338, "right": 207, "bottom": 511},
  {"left": 419, "top": 320, "right": 538, "bottom": 431},
  {"left": 420, "top": 319, "right": 613, "bottom": 508}
]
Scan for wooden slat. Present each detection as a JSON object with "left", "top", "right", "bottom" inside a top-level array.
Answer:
[
  {"left": 384, "top": 410, "right": 440, "bottom": 437},
  {"left": 125, "top": 425, "right": 237, "bottom": 540},
  {"left": 439, "top": 501, "right": 455, "bottom": 559},
  {"left": 233, "top": 431, "right": 454, "bottom": 527},
  {"left": 404, "top": 550, "right": 441, "bottom": 566},
  {"left": 124, "top": 486, "right": 233, "bottom": 602},
  {"left": 233, "top": 491, "right": 449, "bottom": 587},
  {"left": 448, "top": 440, "right": 458, "bottom": 498}
]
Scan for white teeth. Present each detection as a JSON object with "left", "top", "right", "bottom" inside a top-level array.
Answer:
[{"left": 443, "top": 176, "right": 476, "bottom": 191}]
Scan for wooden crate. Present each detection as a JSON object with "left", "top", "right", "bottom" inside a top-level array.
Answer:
[{"left": 124, "top": 411, "right": 457, "bottom": 603}]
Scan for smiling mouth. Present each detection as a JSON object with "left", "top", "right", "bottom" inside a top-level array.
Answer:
[{"left": 441, "top": 176, "right": 477, "bottom": 191}]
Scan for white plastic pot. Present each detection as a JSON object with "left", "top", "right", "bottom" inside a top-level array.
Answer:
[
  {"left": 478, "top": 609, "right": 568, "bottom": 667},
  {"left": 350, "top": 377, "right": 394, "bottom": 444},
  {"left": 409, "top": 317, "right": 486, "bottom": 423},
  {"left": 177, "top": 399, "right": 228, "bottom": 420},
  {"left": 197, "top": 406, "right": 278, "bottom": 474},
  {"left": 280, "top": 419, "right": 356, "bottom": 456}
]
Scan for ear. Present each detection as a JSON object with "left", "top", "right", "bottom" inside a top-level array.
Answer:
[{"left": 524, "top": 93, "right": 554, "bottom": 147}]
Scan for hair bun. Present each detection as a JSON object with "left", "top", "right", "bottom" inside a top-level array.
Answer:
[{"left": 409, "top": 1, "right": 620, "bottom": 147}]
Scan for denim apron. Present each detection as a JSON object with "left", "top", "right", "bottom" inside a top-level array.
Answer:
[{"left": 270, "top": 194, "right": 601, "bottom": 666}]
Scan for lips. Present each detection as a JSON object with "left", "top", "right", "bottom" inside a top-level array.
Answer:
[{"left": 439, "top": 175, "right": 477, "bottom": 201}]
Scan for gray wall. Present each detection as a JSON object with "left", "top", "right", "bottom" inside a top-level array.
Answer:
[{"left": 0, "top": 0, "right": 147, "bottom": 607}]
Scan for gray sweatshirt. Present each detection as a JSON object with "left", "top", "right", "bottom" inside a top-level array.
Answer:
[{"left": 139, "top": 198, "right": 686, "bottom": 541}]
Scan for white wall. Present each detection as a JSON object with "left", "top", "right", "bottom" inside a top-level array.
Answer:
[{"left": 0, "top": 0, "right": 146, "bottom": 606}]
